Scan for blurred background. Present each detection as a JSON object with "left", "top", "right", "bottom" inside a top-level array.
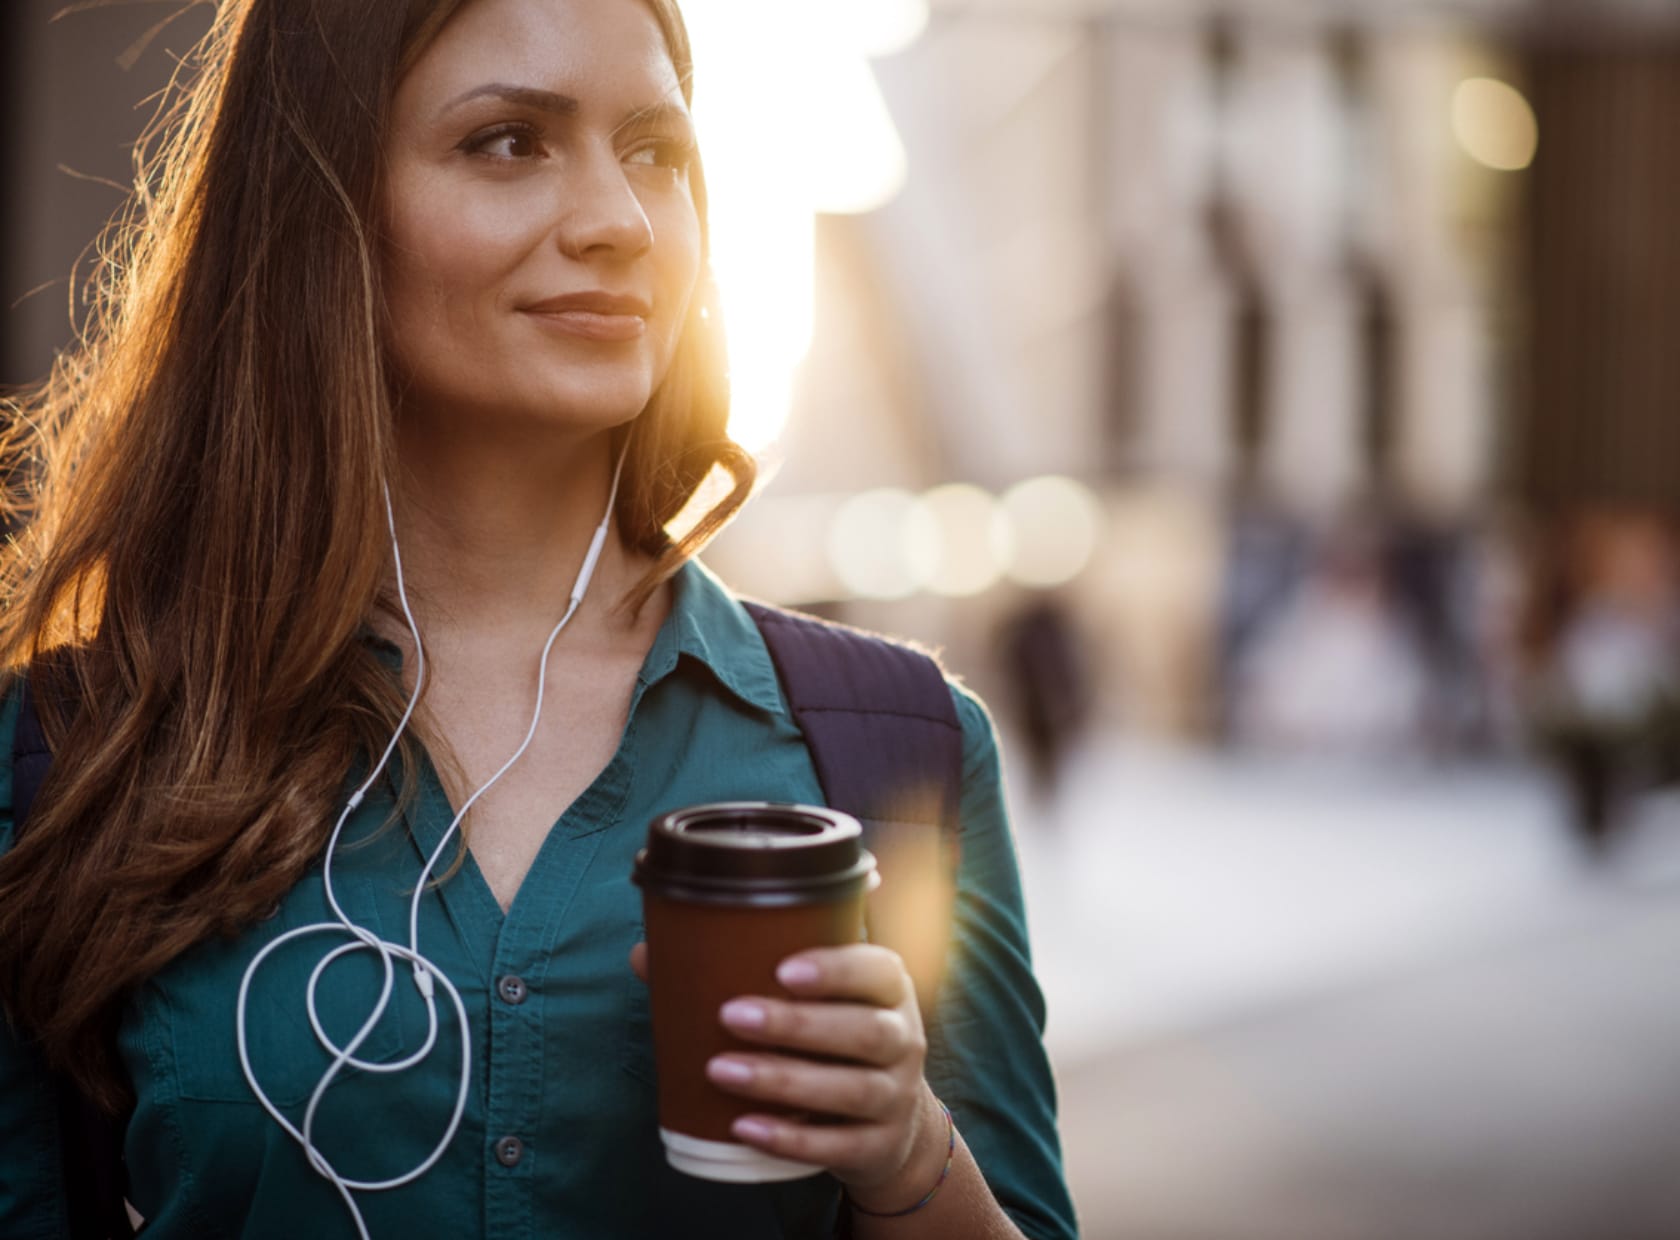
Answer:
[{"left": 4, "top": 0, "right": 1680, "bottom": 1236}]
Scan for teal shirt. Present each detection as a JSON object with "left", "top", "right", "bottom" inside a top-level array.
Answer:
[{"left": 0, "top": 561, "right": 1076, "bottom": 1239}]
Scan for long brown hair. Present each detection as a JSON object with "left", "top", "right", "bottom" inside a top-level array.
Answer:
[{"left": 0, "top": 0, "right": 752, "bottom": 1112}]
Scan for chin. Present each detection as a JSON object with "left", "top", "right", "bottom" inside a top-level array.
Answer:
[
  {"left": 516, "top": 379, "right": 654, "bottom": 430},
  {"left": 400, "top": 358, "right": 659, "bottom": 433}
]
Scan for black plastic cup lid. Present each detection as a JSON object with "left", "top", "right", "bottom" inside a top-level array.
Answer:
[{"left": 633, "top": 802, "right": 878, "bottom": 908}]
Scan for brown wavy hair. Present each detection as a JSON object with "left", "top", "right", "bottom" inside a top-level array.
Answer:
[{"left": 0, "top": 0, "right": 752, "bottom": 1113}]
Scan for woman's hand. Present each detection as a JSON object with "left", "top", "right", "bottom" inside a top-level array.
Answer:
[{"left": 627, "top": 941, "right": 948, "bottom": 1206}]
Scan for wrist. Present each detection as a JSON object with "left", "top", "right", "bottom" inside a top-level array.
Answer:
[{"left": 844, "top": 1087, "right": 953, "bottom": 1217}]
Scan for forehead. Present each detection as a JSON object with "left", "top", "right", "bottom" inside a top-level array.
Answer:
[{"left": 398, "top": 0, "right": 682, "bottom": 119}]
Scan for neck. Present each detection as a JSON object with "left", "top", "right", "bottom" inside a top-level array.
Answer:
[{"left": 385, "top": 411, "right": 649, "bottom": 652}]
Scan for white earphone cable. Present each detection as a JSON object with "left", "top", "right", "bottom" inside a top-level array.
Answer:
[{"left": 236, "top": 441, "right": 630, "bottom": 1238}]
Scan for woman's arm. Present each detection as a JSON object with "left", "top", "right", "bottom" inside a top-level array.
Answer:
[
  {"left": 691, "top": 686, "right": 1078, "bottom": 1239},
  {"left": 0, "top": 687, "right": 72, "bottom": 1238},
  {"left": 0, "top": 1015, "right": 70, "bottom": 1239}
]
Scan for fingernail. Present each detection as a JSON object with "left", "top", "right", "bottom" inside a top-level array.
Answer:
[
  {"left": 733, "top": 1117, "right": 775, "bottom": 1142},
  {"left": 707, "top": 1057, "right": 754, "bottom": 1085},
  {"left": 721, "top": 999, "right": 766, "bottom": 1029},
  {"left": 777, "top": 959, "right": 820, "bottom": 987}
]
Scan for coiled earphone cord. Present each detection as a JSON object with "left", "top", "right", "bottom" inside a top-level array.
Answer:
[{"left": 236, "top": 441, "right": 631, "bottom": 1238}]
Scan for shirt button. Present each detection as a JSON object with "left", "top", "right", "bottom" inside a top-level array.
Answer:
[
  {"left": 494, "top": 1136, "right": 524, "bottom": 1168},
  {"left": 497, "top": 975, "right": 529, "bottom": 1005}
]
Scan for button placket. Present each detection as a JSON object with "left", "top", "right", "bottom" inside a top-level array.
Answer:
[{"left": 481, "top": 831, "right": 613, "bottom": 1220}]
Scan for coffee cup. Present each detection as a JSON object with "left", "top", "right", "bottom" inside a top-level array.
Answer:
[{"left": 632, "top": 802, "right": 879, "bottom": 1183}]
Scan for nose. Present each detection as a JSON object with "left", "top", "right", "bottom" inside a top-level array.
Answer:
[{"left": 557, "top": 150, "right": 655, "bottom": 260}]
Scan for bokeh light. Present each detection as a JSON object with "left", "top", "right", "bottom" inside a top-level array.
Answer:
[
  {"left": 1452, "top": 77, "right": 1539, "bottom": 172},
  {"left": 1001, "top": 476, "right": 1104, "bottom": 588},
  {"left": 915, "top": 484, "right": 1013, "bottom": 597},
  {"left": 827, "top": 488, "right": 937, "bottom": 600}
]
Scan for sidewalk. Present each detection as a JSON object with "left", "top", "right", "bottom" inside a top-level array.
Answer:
[{"left": 1007, "top": 736, "right": 1680, "bottom": 1239}]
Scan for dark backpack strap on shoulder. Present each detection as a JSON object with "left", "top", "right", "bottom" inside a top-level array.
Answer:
[
  {"left": 11, "top": 661, "right": 55, "bottom": 837},
  {"left": 10, "top": 658, "right": 135, "bottom": 1240},
  {"left": 742, "top": 602, "right": 963, "bottom": 1014}
]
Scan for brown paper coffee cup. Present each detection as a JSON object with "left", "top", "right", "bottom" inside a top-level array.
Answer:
[{"left": 633, "top": 802, "right": 878, "bottom": 1183}]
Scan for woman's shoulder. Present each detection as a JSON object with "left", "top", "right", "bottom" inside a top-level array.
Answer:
[
  {"left": 686, "top": 559, "right": 1003, "bottom": 768},
  {"left": 944, "top": 676, "right": 1001, "bottom": 772}
]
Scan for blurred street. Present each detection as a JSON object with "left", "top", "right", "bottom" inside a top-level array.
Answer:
[
  {"left": 4, "top": 3, "right": 1680, "bottom": 1238},
  {"left": 1010, "top": 735, "right": 1680, "bottom": 1240}
]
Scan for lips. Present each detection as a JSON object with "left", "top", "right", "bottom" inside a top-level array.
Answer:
[
  {"left": 521, "top": 290, "right": 652, "bottom": 343},
  {"left": 524, "top": 291, "right": 653, "bottom": 317}
]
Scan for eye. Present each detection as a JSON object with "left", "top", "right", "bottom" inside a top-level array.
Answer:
[
  {"left": 461, "top": 123, "right": 543, "bottom": 161},
  {"left": 624, "top": 138, "right": 697, "bottom": 174}
]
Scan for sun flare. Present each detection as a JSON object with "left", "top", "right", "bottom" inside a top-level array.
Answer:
[{"left": 680, "top": 0, "right": 925, "bottom": 453}]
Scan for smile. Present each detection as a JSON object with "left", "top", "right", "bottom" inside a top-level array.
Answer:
[
  {"left": 522, "top": 309, "right": 648, "bottom": 343},
  {"left": 522, "top": 290, "right": 653, "bottom": 343}
]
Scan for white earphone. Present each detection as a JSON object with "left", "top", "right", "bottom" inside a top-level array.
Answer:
[{"left": 236, "top": 440, "right": 631, "bottom": 1239}]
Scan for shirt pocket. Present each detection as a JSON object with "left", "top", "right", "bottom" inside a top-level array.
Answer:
[{"left": 158, "top": 880, "right": 410, "bottom": 1107}]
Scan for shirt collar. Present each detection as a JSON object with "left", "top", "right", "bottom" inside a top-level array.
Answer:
[
  {"left": 356, "top": 559, "right": 783, "bottom": 717},
  {"left": 640, "top": 558, "right": 784, "bottom": 716}
]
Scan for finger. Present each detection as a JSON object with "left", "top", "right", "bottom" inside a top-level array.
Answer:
[
  {"left": 706, "top": 1053, "right": 900, "bottom": 1122},
  {"left": 719, "top": 997, "right": 919, "bottom": 1068},
  {"left": 729, "top": 1112, "right": 898, "bottom": 1177},
  {"left": 774, "top": 944, "right": 910, "bottom": 1009},
  {"left": 629, "top": 942, "right": 648, "bottom": 984}
]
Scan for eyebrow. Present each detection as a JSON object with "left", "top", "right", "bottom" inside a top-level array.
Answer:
[
  {"left": 615, "top": 100, "right": 693, "bottom": 134},
  {"left": 440, "top": 83, "right": 581, "bottom": 119}
]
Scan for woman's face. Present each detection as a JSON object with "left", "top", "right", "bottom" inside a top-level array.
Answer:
[{"left": 381, "top": 0, "right": 701, "bottom": 435}]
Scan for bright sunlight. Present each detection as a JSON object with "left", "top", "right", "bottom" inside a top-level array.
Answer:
[{"left": 680, "top": 0, "right": 927, "bottom": 454}]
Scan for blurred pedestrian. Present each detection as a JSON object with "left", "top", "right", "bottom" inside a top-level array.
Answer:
[{"left": 998, "top": 593, "right": 1095, "bottom": 804}]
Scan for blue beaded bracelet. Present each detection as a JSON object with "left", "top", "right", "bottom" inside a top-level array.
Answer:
[{"left": 848, "top": 1101, "right": 957, "bottom": 1220}]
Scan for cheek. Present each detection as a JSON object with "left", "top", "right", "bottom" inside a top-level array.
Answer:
[
  {"left": 382, "top": 178, "right": 534, "bottom": 341},
  {"left": 653, "top": 204, "right": 703, "bottom": 332}
]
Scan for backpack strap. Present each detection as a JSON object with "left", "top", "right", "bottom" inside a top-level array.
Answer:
[
  {"left": 742, "top": 602, "right": 964, "bottom": 1014},
  {"left": 11, "top": 663, "right": 54, "bottom": 837},
  {"left": 10, "top": 663, "right": 135, "bottom": 1240}
]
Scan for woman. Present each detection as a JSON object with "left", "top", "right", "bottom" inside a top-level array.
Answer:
[{"left": 0, "top": 0, "right": 1077, "bottom": 1236}]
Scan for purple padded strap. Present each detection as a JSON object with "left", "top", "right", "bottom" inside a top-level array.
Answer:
[
  {"left": 743, "top": 602, "right": 965, "bottom": 1015},
  {"left": 742, "top": 601, "right": 963, "bottom": 836}
]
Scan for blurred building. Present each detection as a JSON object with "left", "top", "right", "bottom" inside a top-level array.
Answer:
[
  {"left": 6, "top": 6, "right": 1680, "bottom": 1239},
  {"left": 2, "top": 0, "right": 1678, "bottom": 755},
  {"left": 704, "top": 0, "right": 1680, "bottom": 757}
]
